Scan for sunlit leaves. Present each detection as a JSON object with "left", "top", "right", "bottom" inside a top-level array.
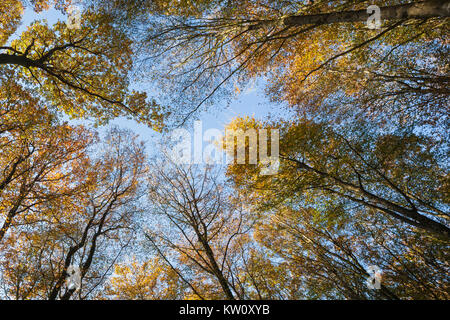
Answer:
[
  {"left": 102, "top": 257, "right": 183, "bottom": 300},
  {"left": 0, "top": 0, "right": 24, "bottom": 45}
]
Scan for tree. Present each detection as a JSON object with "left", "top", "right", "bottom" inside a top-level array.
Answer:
[
  {"left": 231, "top": 245, "right": 304, "bottom": 299},
  {"left": 145, "top": 153, "right": 255, "bottom": 300},
  {"left": 0, "top": 73, "right": 94, "bottom": 242},
  {"left": 1, "top": 1, "right": 167, "bottom": 128},
  {"left": 101, "top": 256, "right": 184, "bottom": 300},
  {"left": 253, "top": 205, "right": 449, "bottom": 299},
  {"left": 1, "top": 0, "right": 448, "bottom": 301},
  {"left": 224, "top": 116, "right": 449, "bottom": 240},
  {"left": 113, "top": 0, "right": 449, "bottom": 126},
  {"left": 0, "top": 128, "right": 147, "bottom": 300},
  {"left": 222, "top": 116, "right": 449, "bottom": 299}
]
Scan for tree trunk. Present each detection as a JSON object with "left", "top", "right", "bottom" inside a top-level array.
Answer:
[
  {"left": 201, "top": 238, "right": 236, "bottom": 300},
  {"left": 0, "top": 54, "right": 35, "bottom": 67},
  {"left": 283, "top": 0, "right": 450, "bottom": 26}
]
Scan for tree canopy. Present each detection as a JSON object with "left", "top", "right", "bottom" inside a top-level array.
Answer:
[{"left": 0, "top": 0, "right": 448, "bottom": 300}]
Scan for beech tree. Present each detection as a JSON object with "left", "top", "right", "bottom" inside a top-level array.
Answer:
[
  {"left": 223, "top": 116, "right": 449, "bottom": 299},
  {"left": 145, "top": 156, "right": 252, "bottom": 300},
  {"left": 0, "top": 128, "right": 147, "bottom": 300},
  {"left": 105, "top": 0, "right": 449, "bottom": 126},
  {"left": 224, "top": 117, "right": 449, "bottom": 240},
  {"left": 100, "top": 256, "right": 184, "bottom": 300},
  {"left": 0, "top": 73, "right": 94, "bottom": 242},
  {"left": 143, "top": 152, "right": 302, "bottom": 300},
  {"left": 254, "top": 205, "right": 449, "bottom": 299},
  {"left": 0, "top": 0, "right": 167, "bottom": 128},
  {"left": 0, "top": 0, "right": 448, "bottom": 301}
]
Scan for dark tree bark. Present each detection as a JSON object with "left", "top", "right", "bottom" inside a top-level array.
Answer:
[{"left": 283, "top": 0, "right": 450, "bottom": 26}]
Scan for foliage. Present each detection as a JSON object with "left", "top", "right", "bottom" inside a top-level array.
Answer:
[{"left": 0, "top": 0, "right": 448, "bottom": 300}]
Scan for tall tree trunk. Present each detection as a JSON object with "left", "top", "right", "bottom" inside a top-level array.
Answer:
[
  {"left": 201, "top": 238, "right": 236, "bottom": 300},
  {"left": 283, "top": 0, "right": 450, "bottom": 26}
]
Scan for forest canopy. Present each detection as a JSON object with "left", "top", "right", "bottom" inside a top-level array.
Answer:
[{"left": 0, "top": 0, "right": 448, "bottom": 300}]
